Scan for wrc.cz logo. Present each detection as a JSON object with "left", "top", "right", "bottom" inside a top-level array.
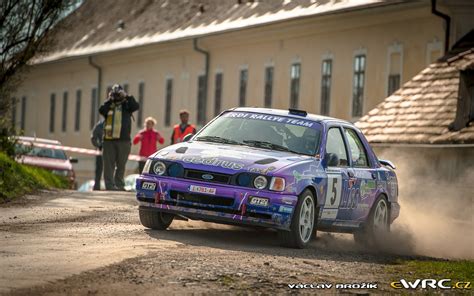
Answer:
[{"left": 390, "top": 279, "right": 471, "bottom": 290}]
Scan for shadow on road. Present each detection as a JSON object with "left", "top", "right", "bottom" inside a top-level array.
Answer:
[{"left": 143, "top": 223, "right": 431, "bottom": 265}]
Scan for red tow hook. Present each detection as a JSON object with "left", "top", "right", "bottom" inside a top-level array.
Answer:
[
  {"left": 154, "top": 192, "right": 161, "bottom": 204},
  {"left": 241, "top": 203, "right": 247, "bottom": 216}
]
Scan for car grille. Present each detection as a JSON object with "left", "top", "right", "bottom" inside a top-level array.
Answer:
[
  {"left": 169, "top": 191, "right": 234, "bottom": 207},
  {"left": 184, "top": 169, "right": 231, "bottom": 184}
]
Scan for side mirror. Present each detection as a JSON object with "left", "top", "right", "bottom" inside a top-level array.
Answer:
[
  {"left": 69, "top": 157, "right": 78, "bottom": 164},
  {"left": 182, "top": 134, "right": 194, "bottom": 142},
  {"left": 379, "top": 159, "right": 396, "bottom": 169},
  {"left": 325, "top": 153, "right": 339, "bottom": 167}
]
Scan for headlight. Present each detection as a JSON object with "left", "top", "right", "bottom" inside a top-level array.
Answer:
[
  {"left": 167, "top": 163, "right": 184, "bottom": 178},
  {"left": 142, "top": 159, "right": 153, "bottom": 174},
  {"left": 253, "top": 175, "right": 268, "bottom": 189},
  {"left": 153, "top": 161, "right": 166, "bottom": 175},
  {"left": 269, "top": 177, "right": 286, "bottom": 191}
]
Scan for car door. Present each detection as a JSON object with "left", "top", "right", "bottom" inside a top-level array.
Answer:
[
  {"left": 320, "top": 126, "right": 350, "bottom": 222},
  {"left": 342, "top": 127, "right": 378, "bottom": 222}
]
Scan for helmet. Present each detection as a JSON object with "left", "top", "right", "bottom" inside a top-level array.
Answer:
[{"left": 111, "top": 84, "right": 124, "bottom": 94}]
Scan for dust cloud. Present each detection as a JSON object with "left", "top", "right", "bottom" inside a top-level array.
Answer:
[{"left": 378, "top": 148, "right": 473, "bottom": 260}]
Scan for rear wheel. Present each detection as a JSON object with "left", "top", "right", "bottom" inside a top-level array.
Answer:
[
  {"left": 139, "top": 208, "right": 174, "bottom": 230},
  {"left": 278, "top": 189, "right": 318, "bottom": 248},
  {"left": 354, "top": 195, "right": 389, "bottom": 247}
]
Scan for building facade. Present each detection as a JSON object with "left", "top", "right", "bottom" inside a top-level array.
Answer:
[{"left": 10, "top": 0, "right": 474, "bottom": 182}]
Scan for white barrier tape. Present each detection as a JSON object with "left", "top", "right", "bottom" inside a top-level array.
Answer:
[{"left": 19, "top": 141, "right": 147, "bottom": 162}]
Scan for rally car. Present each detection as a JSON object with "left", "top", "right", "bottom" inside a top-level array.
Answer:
[{"left": 136, "top": 108, "right": 399, "bottom": 248}]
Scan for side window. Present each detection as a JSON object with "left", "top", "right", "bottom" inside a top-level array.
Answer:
[
  {"left": 325, "top": 128, "right": 348, "bottom": 167},
  {"left": 344, "top": 128, "right": 369, "bottom": 167}
]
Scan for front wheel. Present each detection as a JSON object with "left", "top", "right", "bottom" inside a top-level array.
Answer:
[
  {"left": 278, "top": 189, "right": 318, "bottom": 248},
  {"left": 354, "top": 195, "right": 390, "bottom": 247},
  {"left": 139, "top": 207, "right": 174, "bottom": 230}
]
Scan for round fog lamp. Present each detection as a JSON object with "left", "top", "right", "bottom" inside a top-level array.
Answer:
[
  {"left": 153, "top": 161, "right": 166, "bottom": 175},
  {"left": 253, "top": 176, "right": 268, "bottom": 189},
  {"left": 237, "top": 173, "right": 251, "bottom": 187}
]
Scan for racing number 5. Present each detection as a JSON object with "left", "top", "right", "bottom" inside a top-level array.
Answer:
[{"left": 330, "top": 178, "right": 338, "bottom": 205}]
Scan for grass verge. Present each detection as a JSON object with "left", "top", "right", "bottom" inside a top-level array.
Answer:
[{"left": 0, "top": 152, "right": 68, "bottom": 202}]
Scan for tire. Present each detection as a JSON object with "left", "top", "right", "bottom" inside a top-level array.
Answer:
[
  {"left": 354, "top": 195, "right": 390, "bottom": 248},
  {"left": 139, "top": 208, "right": 174, "bottom": 230},
  {"left": 278, "top": 189, "right": 318, "bottom": 248}
]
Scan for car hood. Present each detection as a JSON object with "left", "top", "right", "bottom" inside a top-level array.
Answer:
[
  {"left": 17, "top": 155, "right": 72, "bottom": 171},
  {"left": 152, "top": 141, "right": 315, "bottom": 175}
]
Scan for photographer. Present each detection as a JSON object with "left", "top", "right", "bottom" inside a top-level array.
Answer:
[{"left": 99, "top": 84, "right": 139, "bottom": 191}]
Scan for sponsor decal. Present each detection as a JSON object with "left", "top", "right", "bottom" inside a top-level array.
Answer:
[
  {"left": 279, "top": 205, "right": 293, "bottom": 214},
  {"left": 360, "top": 179, "right": 376, "bottom": 200},
  {"left": 224, "top": 112, "right": 315, "bottom": 128},
  {"left": 182, "top": 156, "right": 245, "bottom": 170},
  {"left": 189, "top": 185, "right": 216, "bottom": 195},
  {"left": 249, "top": 196, "right": 269, "bottom": 207},
  {"left": 249, "top": 166, "right": 276, "bottom": 174},
  {"left": 141, "top": 182, "right": 156, "bottom": 191}
]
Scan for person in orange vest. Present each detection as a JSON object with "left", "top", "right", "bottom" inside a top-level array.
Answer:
[{"left": 171, "top": 109, "right": 196, "bottom": 144}]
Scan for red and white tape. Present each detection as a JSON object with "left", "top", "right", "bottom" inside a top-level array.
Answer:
[{"left": 19, "top": 141, "right": 147, "bottom": 162}]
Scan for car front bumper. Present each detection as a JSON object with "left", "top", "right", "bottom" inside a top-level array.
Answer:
[{"left": 135, "top": 174, "right": 298, "bottom": 230}]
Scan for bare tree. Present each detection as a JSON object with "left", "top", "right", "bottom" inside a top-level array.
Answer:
[{"left": 0, "top": 0, "right": 79, "bottom": 154}]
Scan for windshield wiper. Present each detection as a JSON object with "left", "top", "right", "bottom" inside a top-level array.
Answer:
[
  {"left": 242, "top": 140, "right": 298, "bottom": 154},
  {"left": 196, "top": 136, "right": 243, "bottom": 145}
]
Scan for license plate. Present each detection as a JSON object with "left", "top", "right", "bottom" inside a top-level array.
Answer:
[
  {"left": 141, "top": 182, "right": 156, "bottom": 191},
  {"left": 189, "top": 185, "right": 216, "bottom": 195},
  {"left": 250, "top": 196, "right": 269, "bottom": 207}
]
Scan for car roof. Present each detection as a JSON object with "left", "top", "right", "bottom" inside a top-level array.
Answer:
[
  {"left": 227, "top": 107, "right": 353, "bottom": 126},
  {"left": 17, "top": 136, "right": 62, "bottom": 145}
]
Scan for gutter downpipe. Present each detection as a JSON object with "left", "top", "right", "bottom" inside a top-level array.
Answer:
[
  {"left": 88, "top": 56, "right": 102, "bottom": 121},
  {"left": 193, "top": 38, "right": 209, "bottom": 123},
  {"left": 431, "top": 0, "right": 451, "bottom": 54}
]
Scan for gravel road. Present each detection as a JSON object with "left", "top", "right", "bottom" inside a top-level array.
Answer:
[{"left": 0, "top": 190, "right": 428, "bottom": 295}]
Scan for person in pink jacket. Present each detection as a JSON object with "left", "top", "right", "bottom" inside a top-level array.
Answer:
[{"left": 133, "top": 117, "right": 165, "bottom": 172}]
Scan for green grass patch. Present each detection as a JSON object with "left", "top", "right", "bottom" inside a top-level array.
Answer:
[
  {"left": 388, "top": 259, "right": 474, "bottom": 284},
  {"left": 0, "top": 152, "right": 68, "bottom": 202}
]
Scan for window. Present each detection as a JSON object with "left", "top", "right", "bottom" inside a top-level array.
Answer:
[
  {"left": 239, "top": 69, "right": 248, "bottom": 107},
  {"left": 387, "top": 74, "right": 400, "bottom": 96},
  {"left": 164, "top": 79, "right": 172, "bottom": 127},
  {"left": 90, "top": 88, "right": 97, "bottom": 129},
  {"left": 264, "top": 66, "right": 273, "bottom": 108},
  {"left": 320, "top": 59, "right": 332, "bottom": 115},
  {"left": 197, "top": 75, "right": 207, "bottom": 125},
  {"left": 352, "top": 55, "right": 366, "bottom": 117},
  {"left": 137, "top": 82, "right": 145, "bottom": 128},
  {"left": 344, "top": 128, "right": 369, "bottom": 167},
  {"left": 49, "top": 93, "right": 56, "bottom": 133},
  {"left": 20, "top": 96, "right": 27, "bottom": 130},
  {"left": 62, "top": 91, "right": 68, "bottom": 132},
  {"left": 387, "top": 49, "right": 402, "bottom": 96},
  {"left": 11, "top": 97, "right": 16, "bottom": 128},
  {"left": 214, "top": 73, "right": 223, "bottom": 116},
  {"left": 325, "top": 127, "right": 348, "bottom": 167},
  {"left": 74, "top": 90, "right": 81, "bottom": 131},
  {"left": 290, "top": 63, "right": 301, "bottom": 109}
]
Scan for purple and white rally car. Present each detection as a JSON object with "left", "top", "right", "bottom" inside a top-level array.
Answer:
[{"left": 136, "top": 108, "right": 399, "bottom": 248}]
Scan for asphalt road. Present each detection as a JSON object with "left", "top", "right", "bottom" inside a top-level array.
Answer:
[{"left": 0, "top": 190, "right": 429, "bottom": 295}]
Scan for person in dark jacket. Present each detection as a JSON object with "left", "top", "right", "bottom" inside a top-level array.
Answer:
[
  {"left": 99, "top": 84, "right": 139, "bottom": 190},
  {"left": 90, "top": 119, "right": 104, "bottom": 190}
]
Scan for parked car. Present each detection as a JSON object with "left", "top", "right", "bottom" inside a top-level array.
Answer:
[
  {"left": 135, "top": 108, "right": 399, "bottom": 248},
  {"left": 15, "top": 136, "right": 78, "bottom": 189}
]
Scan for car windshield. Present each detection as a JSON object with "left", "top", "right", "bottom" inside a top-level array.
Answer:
[
  {"left": 196, "top": 111, "right": 322, "bottom": 156},
  {"left": 16, "top": 144, "right": 68, "bottom": 160}
]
